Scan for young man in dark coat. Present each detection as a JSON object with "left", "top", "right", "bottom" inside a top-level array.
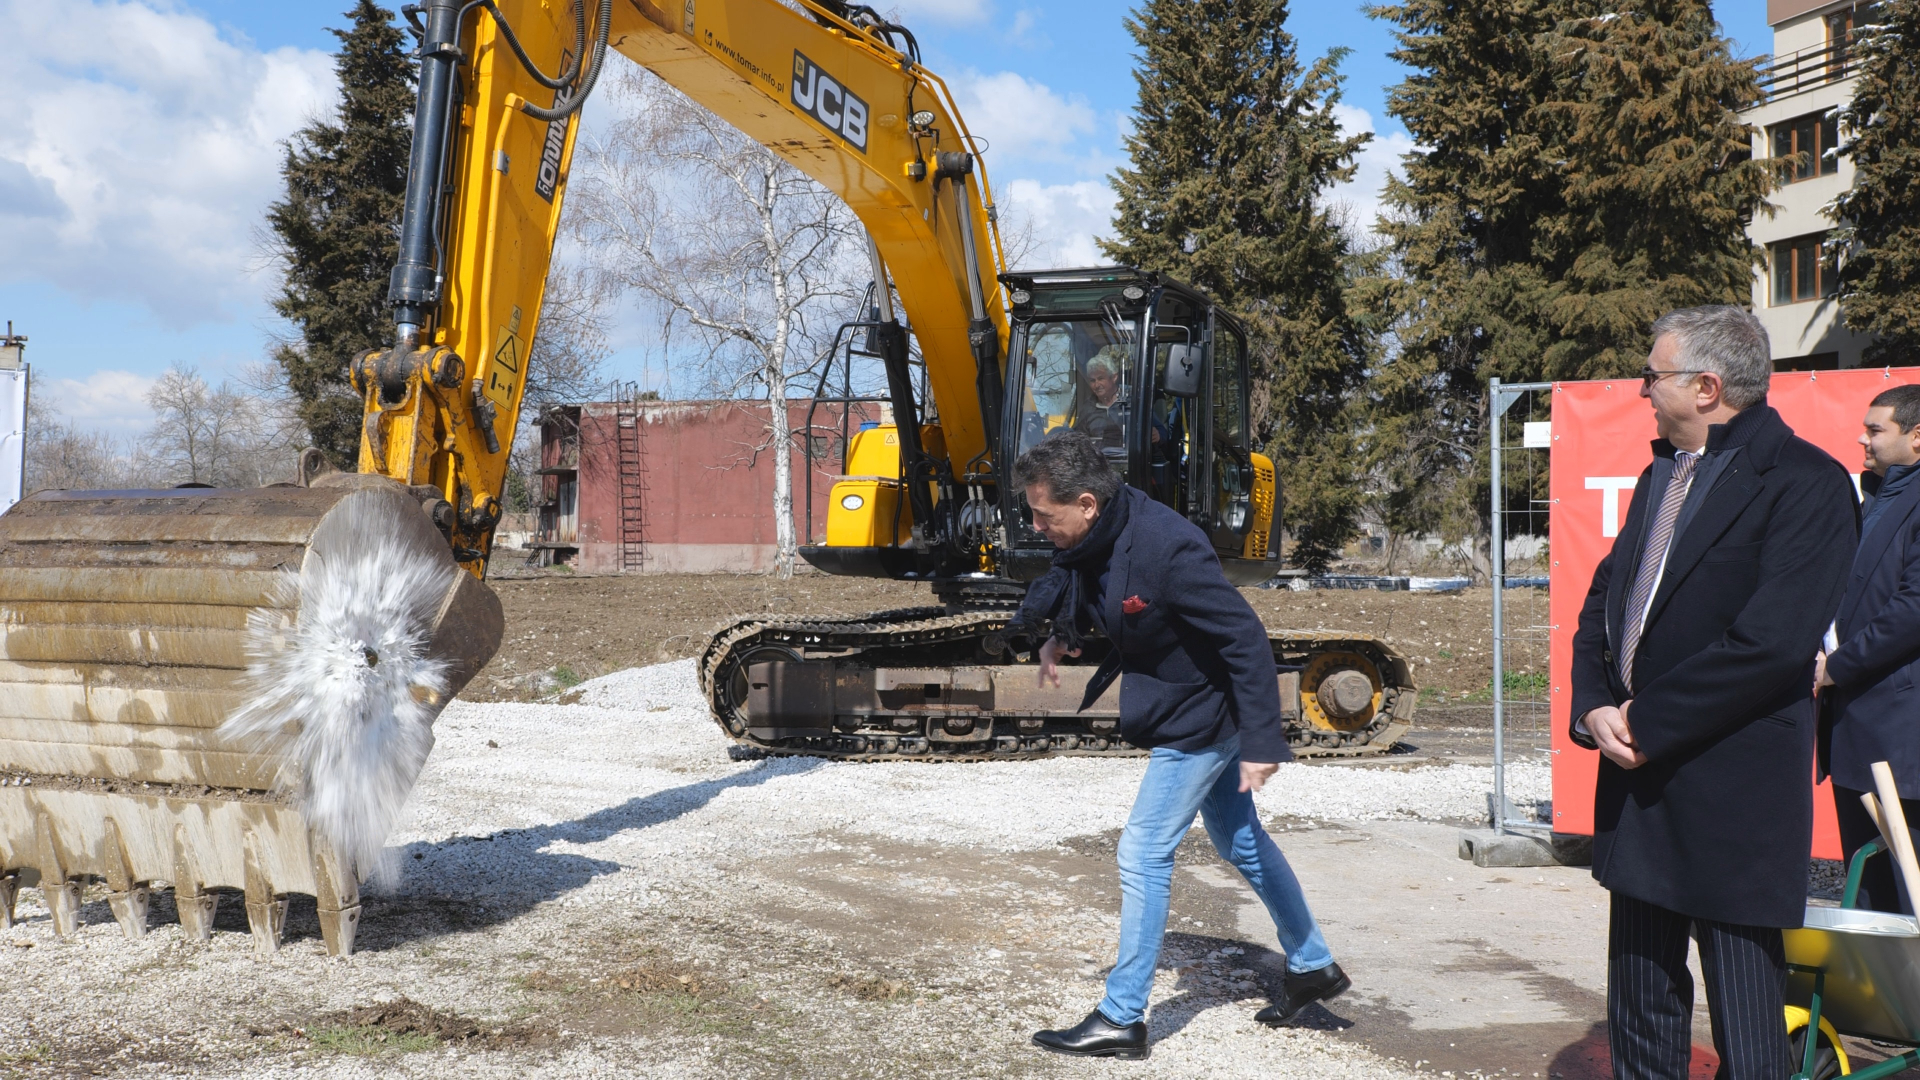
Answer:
[
  {"left": 1570, "top": 306, "right": 1856, "bottom": 1079},
  {"left": 1012, "top": 431, "right": 1345, "bottom": 1061},
  {"left": 1817, "top": 383, "right": 1920, "bottom": 912}
]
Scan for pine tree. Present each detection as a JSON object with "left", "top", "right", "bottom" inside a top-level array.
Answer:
[
  {"left": 1835, "top": 0, "right": 1920, "bottom": 364},
  {"left": 1534, "top": 5, "right": 1771, "bottom": 374},
  {"left": 1101, "top": 0, "right": 1369, "bottom": 570},
  {"left": 1367, "top": 0, "right": 1766, "bottom": 551},
  {"left": 267, "top": 2, "right": 415, "bottom": 467}
]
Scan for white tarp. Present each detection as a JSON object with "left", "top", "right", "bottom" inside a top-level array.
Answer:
[{"left": 0, "top": 368, "right": 26, "bottom": 513}]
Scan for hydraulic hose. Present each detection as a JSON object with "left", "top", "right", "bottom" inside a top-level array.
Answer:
[
  {"left": 477, "top": 0, "right": 583, "bottom": 90},
  {"left": 515, "top": 0, "right": 611, "bottom": 122}
]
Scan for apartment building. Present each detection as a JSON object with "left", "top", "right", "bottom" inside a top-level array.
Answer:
[{"left": 1742, "top": 0, "right": 1875, "bottom": 369}]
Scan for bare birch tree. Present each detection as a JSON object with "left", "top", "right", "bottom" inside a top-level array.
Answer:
[
  {"left": 146, "top": 365, "right": 309, "bottom": 487},
  {"left": 569, "top": 68, "right": 863, "bottom": 576}
]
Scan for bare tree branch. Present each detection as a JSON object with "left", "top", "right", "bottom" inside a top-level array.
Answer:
[{"left": 569, "top": 67, "right": 865, "bottom": 575}]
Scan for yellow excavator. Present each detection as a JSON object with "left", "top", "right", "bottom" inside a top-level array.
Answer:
[{"left": 0, "top": 0, "right": 1412, "bottom": 954}]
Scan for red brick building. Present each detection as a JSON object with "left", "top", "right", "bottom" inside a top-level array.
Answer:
[{"left": 532, "top": 398, "right": 882, "bottom": 574}]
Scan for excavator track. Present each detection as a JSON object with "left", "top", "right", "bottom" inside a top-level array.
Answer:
[{"left": 699, "top": 609, "right": 1415, "bottom": 762}]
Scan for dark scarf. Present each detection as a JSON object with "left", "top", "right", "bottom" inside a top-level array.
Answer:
[
  {"left": 1863, "top": 460, "right": 1920, "bottom": 541},
  {"left": 1019, "top": 485, "right": 1134, "bottom": 653}
]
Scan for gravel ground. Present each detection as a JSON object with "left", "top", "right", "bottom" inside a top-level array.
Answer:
[{"left": 1, "top": 661, "right": 1551, "bottom": 1079}]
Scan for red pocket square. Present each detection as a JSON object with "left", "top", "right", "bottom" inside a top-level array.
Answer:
[{"left": 1122, "top": 595, "right": 1148, "bottom": 614}]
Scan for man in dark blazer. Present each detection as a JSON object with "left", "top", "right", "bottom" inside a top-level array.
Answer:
[
  {"left": 1817, "top": 383, "right": 1920, "bottom": 912},
  {"left": 1010, "top": 432, "right": 1345, "bottom": 1061},
  {"left": 1570, "top": 306, "right": 1855, "bottom": 1079}
]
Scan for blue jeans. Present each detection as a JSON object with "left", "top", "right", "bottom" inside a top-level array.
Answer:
[{"left": 1096, "top": 737, "right": 1334, "bottom": 1025}]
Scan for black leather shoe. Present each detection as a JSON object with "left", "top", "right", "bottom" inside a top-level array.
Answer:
[
  {"left": 1255, "top": 962, "right": 1351, "bottom": 1026},
  {"left": 1032, "top": 1008, "right": 1148, "bottom": 1059}
]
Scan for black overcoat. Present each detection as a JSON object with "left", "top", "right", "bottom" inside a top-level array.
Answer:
[
  {"left": 1017, "top": 486, "right": 1292, "bottom": 763},
  {"left": 1569, "top": 405, "right": 1855, "bottom": 928},
  {"left": 1825, "top": 468, "right": 1920, "bottom": 793}
]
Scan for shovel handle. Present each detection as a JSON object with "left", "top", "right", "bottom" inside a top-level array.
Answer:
[{"left": 1869, "top": 761, "right": 1920, "bottom": 914}]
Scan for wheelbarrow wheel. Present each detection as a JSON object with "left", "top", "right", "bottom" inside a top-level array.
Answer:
[{"left": 1788, "top": 1020, "right": 1848, "bottom": 1079}]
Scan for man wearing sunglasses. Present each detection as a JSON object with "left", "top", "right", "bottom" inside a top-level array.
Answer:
[{"left": 1569, "top": 306, "right": 1856, "bottom": 1078}]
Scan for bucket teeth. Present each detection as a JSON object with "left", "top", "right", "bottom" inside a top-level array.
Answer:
[
  {"left": 0, "top": 480, "right": 504, "bottom": 954},
  {"left": 172, "top": 823, "right": 217, "bottom": 944},
  {"left": 246, "top": 896, "right": 288, "bottom": 956},
  {"left": 175, "top": 887, "right": 219, "bottom": 945},
  {"left": 102, "top": 817, "right": 149, "bottom": 939},
  {"left": 310, "top": 830, "right": 361, "bottom": 957},
  {"left": 43, "top": 878, "right": 80, "bottom": 939},
  {"left": 0, "top": 870, "right": 16, "bottom": 930},
  {"left": 108, "top": 887, "right": 150, "bottom": 940},
  {"left": 243, "top": 829, "right": 287, "bottom": 956}
]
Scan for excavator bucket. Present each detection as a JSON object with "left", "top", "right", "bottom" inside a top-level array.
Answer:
[{"left": 0, "top": 474, "right": 501, "bottom": 954}]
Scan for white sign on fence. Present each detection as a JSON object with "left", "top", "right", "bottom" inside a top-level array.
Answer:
[
  {"left": 0, "top": 368, "right": 27, "bottom": 513},
  {"left": 1521, "top": 420, "right": 1552, "bottom": 448}
]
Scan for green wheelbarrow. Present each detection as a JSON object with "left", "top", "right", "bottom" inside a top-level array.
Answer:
[{"left": 1784, "top": 836, "right": 1920, "bottom": 1079}]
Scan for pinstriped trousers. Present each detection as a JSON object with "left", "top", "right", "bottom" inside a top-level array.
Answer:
[{"left": 1608, "top": 893, "right": 1789, "bottom": 1080}]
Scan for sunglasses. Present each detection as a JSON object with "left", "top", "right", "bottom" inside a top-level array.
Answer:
[{"left": 1637, "top": 368, "right": 1713, "bottom": 385}]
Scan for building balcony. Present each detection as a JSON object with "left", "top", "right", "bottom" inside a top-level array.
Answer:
[{"left": 1758, "top": 37, "right": 1857, "bottom": 103}]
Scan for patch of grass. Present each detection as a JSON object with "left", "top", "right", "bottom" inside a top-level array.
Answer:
[
  {"left": 307, "top": 1026, "right": 439, "bottom": 1056},
  {"left": 550, "top": 665, "right": 583, "bottom": 689},
  {"left": 1, "top": 1044, "right": 53, "bottom": 1073},
  {"left": 825, "top": 972, "right": 911, "bottom": 1001},
  {"left": 1463, "top": 670, "right": 1549, "bottom": 702}
]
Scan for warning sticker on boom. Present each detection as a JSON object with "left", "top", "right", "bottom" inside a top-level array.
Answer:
[{"left": 486, "top": 306, "right": 522, "bottom": 407}]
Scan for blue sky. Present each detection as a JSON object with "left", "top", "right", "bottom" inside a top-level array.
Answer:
[{"left": 0, "top": 0, "right": 1773, "bottom": 433}]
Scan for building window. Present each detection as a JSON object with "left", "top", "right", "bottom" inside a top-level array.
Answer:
[
  {"left": 1827, "top": 6, "right": 1857, "bottom": 81},
  {"left": 1770, "top": 111, "right": 1840, "bottom": 181},
  {"left": 1827, "top": 7, "right": 1856, "bottom": 46},
  {"left": 1771, "top": 234, "right": 1838, "bottom": 305}
]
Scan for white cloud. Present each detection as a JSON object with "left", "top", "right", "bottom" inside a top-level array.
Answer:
[
  {"left": 0, "top": 2, "right": 337, "bottom": 330},
  {"left": 40, "top": 369, "right": 158, "bottom": 432},
  {"left": 1328, "top": 104, "right": 1416, "bottom": 234},
  {"left": 1003, "top": 178, "right": 1116, "bottom": 268},
  {"left": 951, "top": 70, "right": 1097, "bottom": 165}
]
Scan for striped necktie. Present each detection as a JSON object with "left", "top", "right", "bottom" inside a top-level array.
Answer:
[{"left": 1618, "top": 452, "right": 1699, "bottom": 685}]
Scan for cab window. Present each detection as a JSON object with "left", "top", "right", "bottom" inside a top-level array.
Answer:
[{"left": 1015, "top": 317, "right": 1138, "bottom": 471}]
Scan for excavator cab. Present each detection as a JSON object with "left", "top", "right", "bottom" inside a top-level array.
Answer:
[{"left": 1000, "top": 268, "right": 1280, "bottom": 586}]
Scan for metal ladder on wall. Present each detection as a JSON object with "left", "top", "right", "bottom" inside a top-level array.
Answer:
[{"left": 614, "top": 394, "right": 647, "bottom": 573}]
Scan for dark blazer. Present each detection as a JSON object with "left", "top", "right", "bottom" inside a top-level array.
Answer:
[
  {"left": 1570, "top": 405, "right": 1855, "bottom": 928},
  {"left": 1825, "top": 468, "right": 1920, "bottom": 793},
  {"left": 1018, "top": 486, "right": 1291, "bottom": 763}
]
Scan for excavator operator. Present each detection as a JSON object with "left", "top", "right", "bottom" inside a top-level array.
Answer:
[{"left": 1072, "top": 349, "right": 1130, "bottom": 452}]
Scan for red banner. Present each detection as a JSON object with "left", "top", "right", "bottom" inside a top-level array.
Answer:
[{"left": 1548, "top": 368, "right": 1920, "bottom": 860}]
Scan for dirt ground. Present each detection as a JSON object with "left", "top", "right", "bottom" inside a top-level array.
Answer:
[
  {"left": 474, "top": 571, "right": 935, "bottom": 700},
  {"left": 475, "top": 570, "right": 1538, "bottom": 707}
]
